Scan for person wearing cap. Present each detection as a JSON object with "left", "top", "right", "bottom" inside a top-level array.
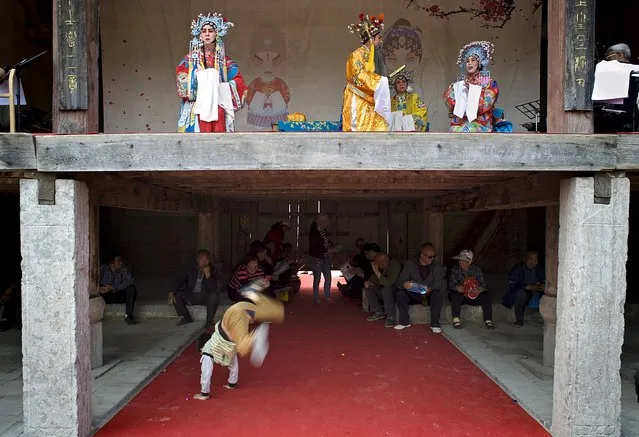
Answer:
[
  {"left": 263, "top": 220, "right": 291, "bottom": 261},
  {"left": 395, "top": 243, "right": 447, "bottom": 333},
  {"left": 448, "top": 249, "right": 494, "bottom": 329}
]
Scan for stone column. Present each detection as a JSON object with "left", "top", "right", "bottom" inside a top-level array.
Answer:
[
  {"left": 20, "top": 179, "right": 91, "bottom": 437},
  {"left": 539, "top": 204, "right": 558, "bottom": 367},
  {"left": 552, "top": 176, "right": 629, "bottom": 437}
]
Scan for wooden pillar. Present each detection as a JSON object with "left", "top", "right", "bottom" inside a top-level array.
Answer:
[
  {"left": 53, "top": 0, "right": 99, "bottom": 133},
  {"left": 211, "top": 199, "right": 220, "bottom": 261},
  {"left": 425, "top": 211, "right": 444, "bottom": 264},
  {"left": 544, "top": 205, "right": 559, "bottom": 299},
  {"left": 539, "top": 204, "right": 559, "bottom": 367},
  {"left": 547, "top": 0, "right": 594, "bottom": 133},
  {"left": 198, "top": 212, "right": 214, "bottom": 257},
  {"left": 88, "top": 203, "right": 100, "bottom": 297}
]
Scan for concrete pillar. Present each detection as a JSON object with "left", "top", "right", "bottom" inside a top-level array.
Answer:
[
  {"left": 540, "top": 204, "right": 559, "bottom": 367},
  {"left": 20, "top": 179, "right": 91, "bottom": 437},
  {"left": 552, "top": 176, "right": 629, "bottom": 437}
]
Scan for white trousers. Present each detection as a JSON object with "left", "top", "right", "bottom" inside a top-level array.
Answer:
[{"left": 200, "top": 354, "right": 239, "bottom": 394}]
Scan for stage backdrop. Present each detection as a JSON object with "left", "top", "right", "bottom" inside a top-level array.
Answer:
[{"left": 101, "top": 0, "right": 542, "bottom": 133}]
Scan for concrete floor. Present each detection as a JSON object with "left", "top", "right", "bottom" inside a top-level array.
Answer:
[
  {"left": 441, "top": 319, "right": 639, "bottom": 437},
  {"left": 0, "top": 318, "right": 204, "bottom": 437}
]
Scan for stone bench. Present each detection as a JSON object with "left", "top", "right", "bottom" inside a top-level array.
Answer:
[
  {"left": 361, "top": 292, "right": 542, "bottom": 323},
  {"left": 104, "top": 300, "right": 233, "bottom": 321}
]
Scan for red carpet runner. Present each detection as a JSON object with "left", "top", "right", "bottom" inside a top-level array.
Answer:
[{"left": 96, "top": 276, "right": 550, "bottom": 437}]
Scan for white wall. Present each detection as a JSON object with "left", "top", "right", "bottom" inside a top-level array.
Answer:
[{"left": 101, "top": 0, "right": 541, "bottom": 133}]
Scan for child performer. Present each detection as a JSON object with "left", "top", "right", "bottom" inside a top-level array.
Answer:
[{"left": 194, "top": 278, "right": 285, "bottom": 400}]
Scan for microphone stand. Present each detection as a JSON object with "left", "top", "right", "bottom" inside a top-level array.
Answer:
[{"left": 4, "top": 50, "right": 47, "bottom": 132}]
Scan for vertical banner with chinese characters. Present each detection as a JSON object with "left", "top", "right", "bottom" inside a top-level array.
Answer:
[
  {"left": 57, "top": 0, "right": 88, "bottom": 110},
  {"left": 564, "top": 0, "right": 595, "bottom": 111}
]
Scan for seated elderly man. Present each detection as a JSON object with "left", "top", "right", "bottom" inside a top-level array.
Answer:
[
  {"left": 99, "top": 252, "right": 138, "bottom": 325},
  {"left": 395, "top": 243, "right": 447, "bottom": 333},
  {"left": 365, "top": 252, "right": 402, "bottom": 328},
  {"left": 605, "top": 43, "right": 632, "bottom": 63},
  {"left": 171, "top": 249, "right": 220, "bottom": 330},
  {"left": 502, "top": 250, "right": 545, "bottom": 327}
]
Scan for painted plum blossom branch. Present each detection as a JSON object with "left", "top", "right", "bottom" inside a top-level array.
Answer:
[{"left": 407, "top": 0, "right": 543, "bottom": 29}]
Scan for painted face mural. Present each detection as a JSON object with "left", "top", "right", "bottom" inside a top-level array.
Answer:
[
  {"left": 382, "top": 19, "right": 423, "bottom": 85},
  {"left": 246, "top": 23, "right": 291, "bottom": 129}
]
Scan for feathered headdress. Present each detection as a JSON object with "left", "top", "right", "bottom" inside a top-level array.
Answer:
[
  {"left": 348, "top": 13, "right": 385, "bottom": 44},
  {"left": 191, "top": 13, "right": 233, "bottom": 39},
  {"left": 457, "top": 40, "right": 494, "bottom": 79}
]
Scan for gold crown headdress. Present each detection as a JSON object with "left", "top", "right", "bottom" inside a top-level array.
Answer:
[{"left": 347, "top": 13, "right": 385, "bottom": 44}]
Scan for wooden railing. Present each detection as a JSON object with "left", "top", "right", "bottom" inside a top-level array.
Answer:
[{"left": 0, "top": 69, "right": 16, "bottom": 133}]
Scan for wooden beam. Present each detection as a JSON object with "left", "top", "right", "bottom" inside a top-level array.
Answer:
[
  {"left": 74, "top": 173, "right": 214, "bottom": 213},
  {"left": 424, "top": 173, "right": 569, "bottom": 213},
  {"left": 616, "top": 135, "right": 639, "bottom": 170},
  {"left": 473, "top": 210, "right": 512, "bottom": 263},
  {"left": 0, "top": 133, "right": 36, "bottom": 169},
  {"left": 52, "top": 0, "right": 99, "bottom": 133},
  {"left": 547, "top": 0, "right": 593, "bottom": 133},
  {"left": 33, "top": 133, "right": 619, "bottom": 172}
]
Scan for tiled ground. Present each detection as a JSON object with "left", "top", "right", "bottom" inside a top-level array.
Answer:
[
  {"left": 0, "top": 318, "right": 204, "bottom": 436},
  {"left": 442, "top": 319, "right": 639, "bottom": 437}
]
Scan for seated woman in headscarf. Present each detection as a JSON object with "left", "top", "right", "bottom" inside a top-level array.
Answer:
[{"left": 443, "top": 41, "right": 499, "bottom": 133}]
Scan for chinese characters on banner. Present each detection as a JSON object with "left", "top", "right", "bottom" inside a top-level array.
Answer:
[
  {"left": 57, "top": 0, "right": 87, "bottom": 110},
  {"left": 564, "top": 0, "right": 595, "bottom": 110}
]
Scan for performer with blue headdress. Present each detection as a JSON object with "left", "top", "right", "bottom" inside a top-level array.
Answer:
[
  {"left": 443, "top": 41, "right": 499, "bottom": 133},
  {"left": 176, "top": 13, "right": 248, "bottom": 133}
]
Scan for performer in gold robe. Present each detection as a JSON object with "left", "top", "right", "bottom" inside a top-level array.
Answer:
[
  {"left": 342, "top": 13, "right": 391, "bottom": 132},
  {"left": 390, "top": 72, "right": 428, "bottom": 132}
]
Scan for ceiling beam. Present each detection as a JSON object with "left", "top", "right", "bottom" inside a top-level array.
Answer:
[
  {"left": 0, "top": 133, "right": 36, "bottom": 170},
  {"left": 423, "top": 172, "right": 573, "bottom": 213},
  {"left": 33, "top": 132, "right": 620, "bottom": 172},
  {"left": 73, "top": 173, "right": 215, "bottom": 213}
]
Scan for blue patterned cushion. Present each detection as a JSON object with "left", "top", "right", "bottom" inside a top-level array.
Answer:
[{"left": 277, "top": 121, "right": 342, "bottom": 132}]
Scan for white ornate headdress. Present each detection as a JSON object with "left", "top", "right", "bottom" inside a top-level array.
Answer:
[
  {"left": 191, "top": 13, "right": 234, "bottom": 39},
  {"left": 188, "top": 13, "right": 234, "bottom": 80},
  {"left": 457, "top": 40, "right": 494, "bottom": 79}
]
